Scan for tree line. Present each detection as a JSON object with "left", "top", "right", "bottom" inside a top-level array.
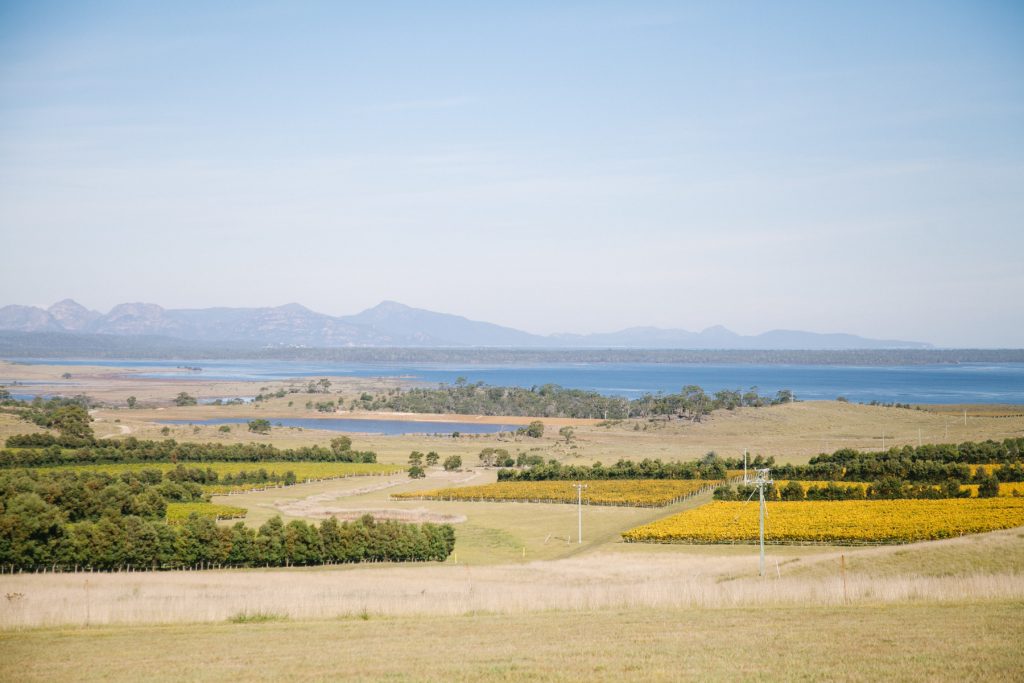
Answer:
[
  {"left": 1, "top": 512, "right": 455, "bottom": 571},
  {"left": 775, "top": 438, "right": 1024, "bottom": 483},
  {"left": 497, "top": 457, "right": 729, "bottom": 482},
  {"left": 1, "top": 434, "right": 377, "bottom": 468},
  {"left": 807, "top": 439, "right": 1024, "bottom": 466},
  {"left": 495, "top": 438, "right": 1024, "bottom": 485},
  {"left": 0, "top": 468, "right": 454, "bottom": 571},
  {"left": 713, "top": 475, "right": 1003, "bottom": 501},
  {"left": 165, "top": 464, "right": 300, "bottom": 487},
  {"left": 371, "top": 381, "right": 793, "bottom": 420},
  {"left": 773, "top": 460, "right": 1024, "bottom": 485}
]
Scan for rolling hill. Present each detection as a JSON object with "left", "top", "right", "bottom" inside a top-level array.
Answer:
[{"left": 0, "top": 299, "right": 931, "bottom": 349}]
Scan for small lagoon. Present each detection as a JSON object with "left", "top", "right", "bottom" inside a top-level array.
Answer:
[{"left": 157, "top": 416, "right": 518, "bottom": 436}]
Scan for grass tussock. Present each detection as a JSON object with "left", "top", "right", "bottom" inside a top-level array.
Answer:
[{"left": 227, "top": 611, "right": 288, "bottom": 624}]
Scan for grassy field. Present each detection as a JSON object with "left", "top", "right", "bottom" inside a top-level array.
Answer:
[
  {"left": 90, "top": 399, "right": 1024, "bottom": 466},
  {"left": 7, "top": 358, "right": 1024, "bottom": 467},
  {"left": 782, "top": 524, "right": 1024, "bottom": 579},
  {"left": 0, "top": 360, "right": 411, "bottom": 409},
  {"left": 922, "top": 403, "right": 1024, "bottom": 418},
  {"left": 1, "top": 602, "right": 1021, "bottom": 682},
  {"left": 1, "top": 527, "right": 1021, "bottom": 629},
  {"left": 209, "top": 468, "right": 703, "bottom": 564}
]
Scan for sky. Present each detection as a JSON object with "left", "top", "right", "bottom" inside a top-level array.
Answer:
[{"left": 0, "top": 1, "right": 1022, "bottom": 347}]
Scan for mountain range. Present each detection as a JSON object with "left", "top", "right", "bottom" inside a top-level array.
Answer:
[{"left": 0, "top": 299, "right": 931, "bottom": 349}]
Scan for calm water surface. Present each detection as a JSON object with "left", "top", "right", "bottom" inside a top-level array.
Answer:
[
  {"left": 157, "top": 417, "right": 517, "bottom": 435},
  {"left": 6, "top": 358, "right": 1024, "bottom": 404}
]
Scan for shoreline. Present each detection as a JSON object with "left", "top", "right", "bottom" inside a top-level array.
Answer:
[
  {"left": 3, "top": 361, "right": 1023, "bottom": 417},
  {"left": 118, "top": 408, "right": 599, "bottom": 427}
]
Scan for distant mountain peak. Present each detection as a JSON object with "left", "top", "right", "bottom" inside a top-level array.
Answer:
[
  {"left": 276, "top": 302, "right": 314, "bottom": 313},
  {"left": 361, "top": 300, "right": 416, "bottom": 316},
  {"left": 342, "top": 301, "right": 540, "bottom": 346},
  {"left": 46, "top": 299, "right": 100, "bottom": 332},
  {"left": 48, "top": 298, "right": 87, "bottom": 310},
  {"left": 375, "top": 300, "right": 412, "bottom": 310}
]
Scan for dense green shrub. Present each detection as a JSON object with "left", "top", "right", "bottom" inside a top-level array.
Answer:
[{"left": 978, "top": 475, "right": 1000, "bottom": 498}]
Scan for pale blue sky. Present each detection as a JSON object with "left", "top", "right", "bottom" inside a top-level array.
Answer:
[{"left": 1, "top": 1, "right": 1022, "bottom": 346}]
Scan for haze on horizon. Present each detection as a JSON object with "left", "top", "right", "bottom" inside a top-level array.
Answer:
[{"left": 1, "top": 2, "right": 1022, "bottom": 347}]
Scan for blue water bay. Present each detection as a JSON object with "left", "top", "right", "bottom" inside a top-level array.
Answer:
[
  {"left": 8, "top": 359, "right": 1024, "bottom": 404},
  {"left": 157, "top": 417, "right": 518, "bottom": 435}
]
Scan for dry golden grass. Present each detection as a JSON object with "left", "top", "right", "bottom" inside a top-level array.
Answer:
[
  {"left": 7, "top": 398, "right": 1021, "bottom": 469},
  {"left": 2, "top": 527, "right": 1022, "bottom": 680},
  {"left": 0, "top": 360, "right": 409, "bottom": 408},
  {"left": 1, "top": 527, "right": 1021, "bottom": 629},
  {"left": 575, "top": 400, "right": 1024, "bottom": 465},
  {"left": 211, "top": 468, "right": 698, "bottom": 564},
  {"left": 5, "top": 360, "right": 1024, "bottom": 466},
  {"left": 2, "top": 602, "right": 1021, "bottom": 682},
  {"left": 784, "top": 524, "right": 1024, "bottom": 579},
  {"left": 922, "top": 403, "right": 1024, "bottom": 418}
]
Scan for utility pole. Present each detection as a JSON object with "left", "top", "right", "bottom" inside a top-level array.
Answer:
[
  {"left": 743, "top": 449, "right": 748, "bottom": 483},
  {"left": 573, "top": 483, "right": 587, "bottom": 544},
  {"left": 751, "top": 468, "right": 773, "bottom": 577},
  {"left": 918, "top": 428, "right": 922, "bottom": 447}
]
